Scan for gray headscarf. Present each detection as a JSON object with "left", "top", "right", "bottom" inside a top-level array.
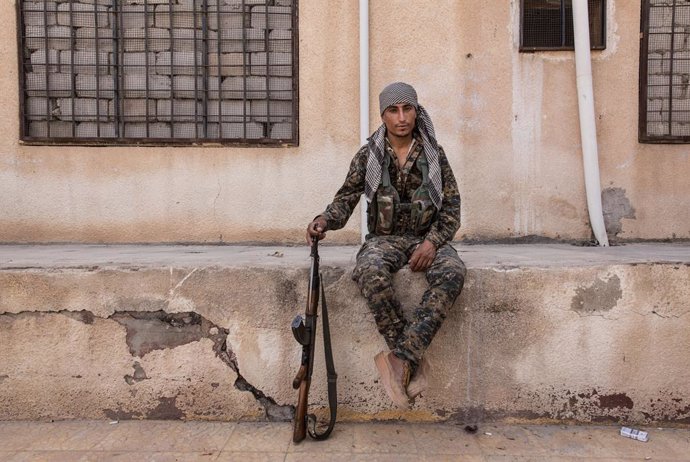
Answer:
[{"left": 365, "top": 82, "right": 443, "bottom": 209}]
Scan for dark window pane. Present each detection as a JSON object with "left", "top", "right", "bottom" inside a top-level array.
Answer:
[
  {"left": 521, "top": 0, "right": 606, "bottom": 50},
  {"left": 523, "top": 0, "right": 563, "bottom": 48},
  {"left": 640, "top": 0, "right": 690, "bottom": 142},
  {"left": 17, "top": 0, "right": 298, "bottom": 146}
]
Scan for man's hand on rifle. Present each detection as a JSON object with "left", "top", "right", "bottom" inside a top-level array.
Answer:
[{"left": 306, "top": 216, "right": 328, "bottom": 244}]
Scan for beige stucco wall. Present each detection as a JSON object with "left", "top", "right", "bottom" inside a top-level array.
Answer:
[{"left": 1, "top": 0, "right": 688, "bottom": 244}]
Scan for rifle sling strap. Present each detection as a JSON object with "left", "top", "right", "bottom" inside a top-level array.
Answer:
[{"left": 308, "top": 276, "right": 338, "bottom": 440}]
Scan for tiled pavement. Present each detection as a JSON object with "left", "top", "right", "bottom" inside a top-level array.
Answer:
[{"left": 0, "top": 420, "right": 688, "bottom": 461}]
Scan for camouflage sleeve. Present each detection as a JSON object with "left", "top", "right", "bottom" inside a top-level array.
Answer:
[
  {"left": 424, "top": 146, "right": 461, "bottom": 248},
  {"left": 319, "top": 145, "right": 368, "bottom": 231}
]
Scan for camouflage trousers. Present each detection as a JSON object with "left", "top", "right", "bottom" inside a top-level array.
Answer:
[{"left": 351, "top": 235, "right": 466, "bottom": 369}]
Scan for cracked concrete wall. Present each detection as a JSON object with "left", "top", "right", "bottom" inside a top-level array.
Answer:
[
  {"left": 1, "top": 1, "right": 689, "bottom": 244},
  {"left": 0, "top": 311, "right": 263, "bottom": 420},
  {"left": 457, "top": 264, "right": 690, "bottom": 424},
  {"left": 1, "top": 260, "right": 689, "bottom": 424}
]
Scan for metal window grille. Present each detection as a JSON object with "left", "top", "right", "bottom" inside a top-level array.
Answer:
[
  {"left": 520, "top": 0, "right": 606, "bottom": 51},
  {"left": 639, "top": 0, "right": 690, "bottom": 143},
  {"left": 17, "top": 0, "right": 298, "bottom": 146}
]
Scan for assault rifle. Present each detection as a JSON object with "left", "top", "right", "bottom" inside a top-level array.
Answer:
[{"left": 291, "top": 237, "right": 337, "bottom": 443}]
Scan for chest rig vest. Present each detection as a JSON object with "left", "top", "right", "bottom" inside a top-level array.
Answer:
[{"left": 367, "top": 151, "right": 438, "bottom": 236}]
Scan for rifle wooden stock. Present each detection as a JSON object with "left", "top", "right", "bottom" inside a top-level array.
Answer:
[
  {"left": 292, "top": 365, "right": 306, "bottom": 389},
  {"left": 293, "top": 378, "right": 310, "bottom": 443}
]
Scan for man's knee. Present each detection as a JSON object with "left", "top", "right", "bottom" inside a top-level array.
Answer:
[
  {"left": 424, "top": 259, "right": 465, "bottom": 309},
  {"left": 449, "top": 264, "right": 466, "bottom": 291},
  {"left": 353, "top": 258, "right": 387, "bottom": 282},
  {"left": 428, "top": 260, "right": 466, "bottom": 288},
  {"left": 353, "top": 262, "right": 392, "bottom": 298}
]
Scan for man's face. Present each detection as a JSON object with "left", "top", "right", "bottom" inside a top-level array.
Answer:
[{"left": 381, "top": 103, "right": 417, "bottom": 138}]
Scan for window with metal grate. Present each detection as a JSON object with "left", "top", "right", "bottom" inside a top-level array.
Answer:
[
  {"left": 18, "top": 0, "right": 298, "bottom": 146},
  {"left": 520, "top": 0, "right": 606, "bottom": 51},
  {"left": 639, "top": 0, "right": 690, "bottom": 143}
]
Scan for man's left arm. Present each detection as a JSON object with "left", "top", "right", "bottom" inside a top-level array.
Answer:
[
  {"left": 424, "top": 146, "right": 462, "bottom": 248},
  {"left": 409, "top": 146, "right": 461, "bottom": 271}
]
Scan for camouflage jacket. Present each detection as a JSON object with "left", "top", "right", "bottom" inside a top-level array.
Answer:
[{"left": 321, "top": 136, "right": 461, "bottom": 248}]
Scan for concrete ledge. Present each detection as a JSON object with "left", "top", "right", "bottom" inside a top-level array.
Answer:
[{"left": 1, "top": 243, "right": 689, "bottom": 424}]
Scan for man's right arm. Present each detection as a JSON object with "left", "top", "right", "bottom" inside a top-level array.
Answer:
[{"left": 307, "top": 146, "right": 368, "bottom": 240}]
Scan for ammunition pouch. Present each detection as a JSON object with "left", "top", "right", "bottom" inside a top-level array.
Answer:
[
  {"left": 410, "top": 183, "right": 437, "bottom": 235},
  {"left": 367, "top": 184, "right": 400, "bottom": 236},
  {"left": 367, "top": 151, "right": 437, "bottom": 236}
]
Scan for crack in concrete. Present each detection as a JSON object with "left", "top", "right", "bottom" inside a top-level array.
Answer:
[
  {"left": 108, "top": 310, "right": 294, "bottom": 421},
  {"left": 564, "top": 308, "right": 690, "bottom": 321},
  {"left": 167, "top": 268, "right": 199, "bottom": 300},
  {"left": 623, "top": 309, "right": 690, "bottom": 319},
  {"left": 569, "top": 311, "right": 619, "bottom": 320},
  {"left": 209, "top": 325, "right": 295, "bottom": 422},
  {"left": 5, "top": 308, "right": 295, "bottom": 421},
  {"left": 648, "top": 310, "right": 690, "bottom": 319},
  {"left": 558, "top": 306, "right": 618, "bottom": 320}
]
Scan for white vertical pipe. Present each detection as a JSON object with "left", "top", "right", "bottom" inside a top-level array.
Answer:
[
  {"left": 359, "top": 0, "right": 369, "bottom": 243},
  {"left": 573, "top": 0, "right": 609, "bottom": 246}
]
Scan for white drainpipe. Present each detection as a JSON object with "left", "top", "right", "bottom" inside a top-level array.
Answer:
[
  {"left": 573, "top": 0, "right": 609, "bottom": 246},
  {"left": 359, "top": 0, "right": 369, "bottom": 243}
]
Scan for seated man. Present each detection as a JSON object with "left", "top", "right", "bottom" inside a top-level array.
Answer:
[{"left": 306, "top": 82, "right": 466, "bottom": 408}]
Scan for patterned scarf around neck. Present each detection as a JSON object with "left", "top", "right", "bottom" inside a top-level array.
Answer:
[{"left": 365, "top": 82, "right": 443, "bottom": 209}]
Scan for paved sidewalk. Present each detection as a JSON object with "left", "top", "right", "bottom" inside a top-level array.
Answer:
[{"left": 0, "top": 420, "right": 688, "bottom": 461}]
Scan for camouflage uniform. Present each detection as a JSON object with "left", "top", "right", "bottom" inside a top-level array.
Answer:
[{"left": 320, "top": 135, "right": 466, "bottom": 369}]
